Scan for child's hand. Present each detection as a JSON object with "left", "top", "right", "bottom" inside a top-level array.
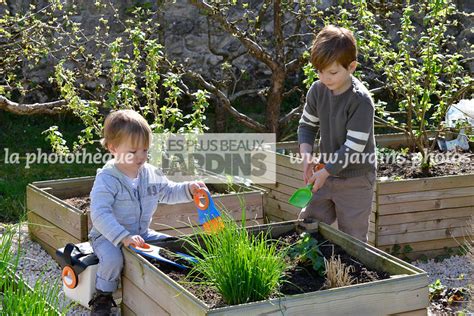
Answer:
[
  {"left": 308, "top": 168, "right": 330, "bottom": 192},
  {"left": 189, "top": 181, "right": 207, "bottom": 197},
  {"left": 303, "top": 161, "right": 316, "bottom": 184},
  {"left": 122, "top": 235, "right": 145, "bottom": 248}
]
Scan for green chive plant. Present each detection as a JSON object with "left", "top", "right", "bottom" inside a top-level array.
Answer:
[
  {"left": 184, "top": 217, "right": 287, "bottom": 305},
  {"left": 0, "top": 224, "right": 69, "bottom": 315}
]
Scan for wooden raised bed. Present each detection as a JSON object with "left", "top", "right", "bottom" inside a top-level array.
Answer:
[
  {"left": 26, "top": 176, "right": 265, "bottom": 261},
  {"left": 260, "top": 140, "right": 473, "bottom": 259},
  {"left": 122, "top": 220, "right": 429, "bottom": 315}
]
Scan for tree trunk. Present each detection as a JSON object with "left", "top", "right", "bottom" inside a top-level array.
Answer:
[
  {"left": 266, "top": 68, "right": 285, "bottom": 139},
  {"left": 215, "top": 100, "right": 226, "bottom": 132}
]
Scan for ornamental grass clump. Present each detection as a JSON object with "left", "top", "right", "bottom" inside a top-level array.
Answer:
[
  {"left": 184, "top": 218, "right": 287, "bottom": 305},
  {"left": 323, "top": 255, "right": 355, "bottom": 289}
]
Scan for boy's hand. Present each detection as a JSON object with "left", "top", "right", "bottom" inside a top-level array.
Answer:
[
  {"left": 189, "top": 181, "right": 207, "bottom": 197},
  {"left": 122, "top": 235, "right": 145, "bottom": 248},
  {"left": 308, "top": 168, "right": 330, "bottom": 192},
  {"left": 303, "top": 161, "right": 315, "bottom": 184},
  {"left": 299, "top": 145, "right": 315, "bottom": 184}
]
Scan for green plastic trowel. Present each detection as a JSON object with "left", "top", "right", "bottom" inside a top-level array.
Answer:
[
  {"left": 288, "top": 163, "right": 325, "bottom": 208},
  {"left": 288, "top": 183, "right": 314, "bottom": 208}
]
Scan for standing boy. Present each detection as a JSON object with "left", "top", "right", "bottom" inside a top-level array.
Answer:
[
  {"left": 88, "top": 109, "right": 205, "bottom": 315},
  {"left": 298, "top": 25, "right": 377, "bottom": 242}
]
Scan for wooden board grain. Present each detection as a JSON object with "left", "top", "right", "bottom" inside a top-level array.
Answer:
[
  {"left": 377, "top": 226, "right": 470, "bottom": 246},
  {"left": 378, "top": 187, "right": 474, "bottom": 205},
  {"left": 377, "top": 174, "right": 474, "bottom": 195},
  {"left": 122, "top": 276, "right": 169, "bottom": 315},
  {"left": 377, "top": 217, "right": 472, "bottom": 236},
  {"left": 378, "top": 195, "right": 474, "bottom": 215},
  {"left": 27, "top": 212, "right": 81, "bottom": 258},
  {"left": 377, "top": 207, "right": 474, "bottom": 226},
  {"left": 32, "top": 176, "right": 94, "bottom": 199},
  {"left": 123, "top": 248, "right": 208, "bottom": 316},
  {"left": 153, "top": 200, "right": 263, "bottom": 229},
  {"left": 381, "top": 237, "right": 470, "bottom": 253},
  {"left": 151, "top": 219, "right": 265, "bottom": 236},
  {"left": 209, "top": 277, "right": 428, "bottom": 315},
  {"left": 26, "top": 185, "right": 87, "bottom": 240},
  {"left": 121, "top": 303, "right": 137, "bottom": 316}
]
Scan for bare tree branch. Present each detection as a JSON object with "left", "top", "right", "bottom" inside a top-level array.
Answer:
[
  {"left": 0, "top": 85, "right": 13, "bottom": 92},
  {"left": 285, "top": 54, "right": 307, "bottom": 74},
  {"left": 206, "top": 17, "right": 248, "bottom": 62},
  {"left": 186, "top": 71, "right": 266, "bottom": 132},
  {"left": 189, "top": 0, "right": 278, "bottom": 71},
  {"left": 279, "top": 103, "right": 304, "bottom": 126},
  {"left": 0, "top": 95, "right": 67, "bottom": 115},
  {"left": 229, "top": 88, "right": 263, "bottom": 102},
  {"left": 285, "top": 32, "right": 313, "bottom": 42},
  {"left": 282, "top": 86, "right": 302, "bottom": 98},
  {"left": 255, "top": 0, "right": 272, "bottom": 30},
  {"left": 374, "top": 116, "right": 406, "bottom": 132}
]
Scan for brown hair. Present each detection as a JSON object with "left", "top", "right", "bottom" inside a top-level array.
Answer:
[
  {"left": 101, "top": 110, "right": 151, "bottom": 150},
  {"left": 310, "top": 25, "right": 357, "bottom": 71}
]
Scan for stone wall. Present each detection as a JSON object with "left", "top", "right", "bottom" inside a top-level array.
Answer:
[{"left": 4, "top": 0, "right": 473, "bottom": 99}]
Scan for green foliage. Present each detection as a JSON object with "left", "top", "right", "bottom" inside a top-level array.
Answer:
[
  {"left": 288, "top": 232, "right": 325, "bottom": 276},
  {"left": 429, "top": 279, "right": 446, "bottom": 301},
  {"left": 0, "top": 111, "right": 101, "bottom": 222},
  {"left": 1, "top": 1, "right": 209, "bottom": 153},
  {"left": 0, "top": 224, "right": 70, "bottom": 314},
  {"left": 352, "top": 0, "right": 472, "bottom": 158},
  {"left": 183, "top": 219, "right": 287, "bottom": 305}
]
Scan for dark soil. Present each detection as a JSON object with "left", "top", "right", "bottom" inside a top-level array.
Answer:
[
  {"left": 155, "top": 248, "right": 194, "bottom": 269},
  {"left": 279, "top": 148, "right": 474, "bottom": 179},
  {"left": 62, "top": 184, "right": 226, "bottom": 212},
  {"left": 64, "top": 196, "right": 90, "bottom": 211},
  {"left": 145, "top": 232, "right": 390, "bottom": 309},
  {"left": 377, "top": 150, "right": 474, "bottom": 180}
]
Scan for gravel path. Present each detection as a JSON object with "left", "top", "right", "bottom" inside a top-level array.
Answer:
[
  {"left": 413, "top": 256, "right": 473, "bottom": 289},
  {"left": 3, "top": 223, "right": 473, "bottom": 315},
  {"left": 6, "top": 224, "right": 90, "bottom": 315}
]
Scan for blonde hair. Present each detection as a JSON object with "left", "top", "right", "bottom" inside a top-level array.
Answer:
[
  {"left": 311, "top": 25, "right": 357, "bottom": 71},
  {"left": 101, "top": 110, "right": 151, "bottom": 149}
]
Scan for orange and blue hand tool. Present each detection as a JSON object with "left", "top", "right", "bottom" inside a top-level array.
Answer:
[
  {"left": 194, "top": 188, "right": 224, "bottom": 232},
  {"left": 129, "top": 243, "right": 196, "bottom": 270}
]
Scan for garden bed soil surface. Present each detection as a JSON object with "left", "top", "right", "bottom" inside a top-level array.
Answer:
[
  {"left": 63, "top": 184, "right": 229, "bottom": 212},
  {"left": 145, "top": 232, "right": 390, "bottom": 309},
  {"left": 377, "top": 150, "right": 474, "bottom": 179}
]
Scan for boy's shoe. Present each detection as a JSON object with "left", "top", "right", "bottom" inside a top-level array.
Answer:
[{"left": 88, "top": 291, "right": 117, "bottom": 316}]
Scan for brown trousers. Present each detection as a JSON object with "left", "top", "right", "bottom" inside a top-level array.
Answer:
[{"left": 299, "top": 171, "right": 376, "bottom": 242}]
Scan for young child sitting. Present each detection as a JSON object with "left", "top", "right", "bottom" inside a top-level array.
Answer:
[
  {"left": 88, "top": 109, "right": 205, "bottom": 315},
  {"left": 298, "top": 25, "right": 377, "bottom": 242}
]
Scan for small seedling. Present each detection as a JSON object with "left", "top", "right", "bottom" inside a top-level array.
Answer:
[{"left": 288, "top": 232, "right": 325, "bottom": 276}]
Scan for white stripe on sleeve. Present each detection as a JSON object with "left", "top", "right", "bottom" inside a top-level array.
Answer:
[
  {"left": 347, "top": 129, "right": 370, "bottom": 141},
  {"left": 302, "top": 108, "right": 319, "bottom": 123},
  {"left": 299, "top": 116, "right": 317, "bottom": 127},
  {"left": 344, "top": 139, "right": 365, "bottom": 152}
]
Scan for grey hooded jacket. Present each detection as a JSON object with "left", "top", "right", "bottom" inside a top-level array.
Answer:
[{"left": 89, "top": 160, "right": 192, "bottom": 246}]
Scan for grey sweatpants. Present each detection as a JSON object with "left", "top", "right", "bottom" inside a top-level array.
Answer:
[
  {"left": 299, "top": 172, "right": 376, "bottom": 242},
  {"left": 91, "top": 229, "right": 170, "bottom": 292}
]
